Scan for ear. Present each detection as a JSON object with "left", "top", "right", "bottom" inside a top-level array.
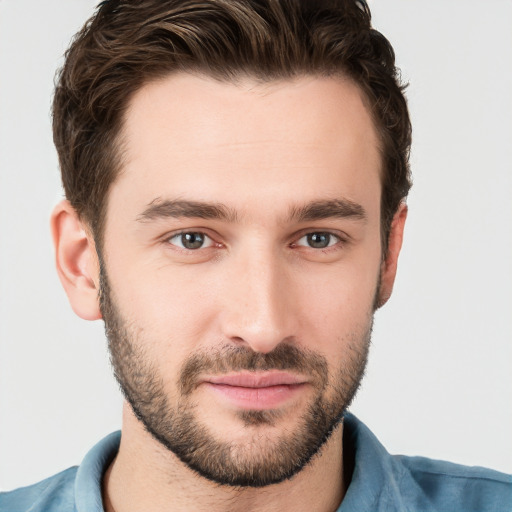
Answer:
[
  {"left": 51, "top": 200, "right": 102, "bottom": 320},
  {"left": 376, "top": 202, "right": 408, "bottom": 308}
]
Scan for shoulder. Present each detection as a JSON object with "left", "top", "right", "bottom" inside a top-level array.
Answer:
[
  {"left": 0, "top": 467, "right": 78, "bottom": 512},
  {"left": 342, "top": 414, "right": 512, "bottom": 512},
  {"left": 395, "top": 454, "right": 512, "bottom": 512},
  {"left": 0, "top": 430, "right": 120, "bottom": 512}
]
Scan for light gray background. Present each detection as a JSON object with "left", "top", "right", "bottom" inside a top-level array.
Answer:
[{"left": 1, "top": 0, "right": 511, "bottom": 492}]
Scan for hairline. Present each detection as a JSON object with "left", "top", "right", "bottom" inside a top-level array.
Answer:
[{"left": 89, "top": 69, "right": 389, "bottom": 254}]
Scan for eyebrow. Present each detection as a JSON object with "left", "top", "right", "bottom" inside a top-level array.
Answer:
[
  {"left": 289, "top": 199, "right": 367, "bottom": 223},
  {"left": 137, "top": 197, "right": 366, "bottom": 224},
  {"left": 137, "top": 198, "right": 239, "bottom": 223}
]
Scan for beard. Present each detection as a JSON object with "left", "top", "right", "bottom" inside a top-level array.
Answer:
[{"left": 99, "top": 262, "right": 372, "bottom": 488}]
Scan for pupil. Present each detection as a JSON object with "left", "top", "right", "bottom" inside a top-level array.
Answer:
[
  {"left": 308, "top": 233, "right": 330, "bottom": 248},
  {"left": 182, "top": 232, "right": 204, "bottom": 249}
]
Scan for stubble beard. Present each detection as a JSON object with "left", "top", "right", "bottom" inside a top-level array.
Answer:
[{"left": 99, "top": 263, "right": 372, "bottom": 488}]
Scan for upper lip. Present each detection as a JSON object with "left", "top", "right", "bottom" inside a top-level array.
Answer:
[{"left": 204, "top": 371, "right": 307, "bottom": 388}]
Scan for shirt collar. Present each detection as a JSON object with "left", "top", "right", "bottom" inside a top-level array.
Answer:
[
  {"left": 338, "top": 413, "right": 408, "bottom": 512},
  {"left": 75, "top": 431, "right": 120, "bottom": 512},
  {"left": 73, "top": 414, "right": 407, "bottom": 512}
]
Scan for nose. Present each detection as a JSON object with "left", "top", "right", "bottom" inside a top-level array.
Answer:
[{"left": 219, "top": 248, "right": 297, "bottom": 354}]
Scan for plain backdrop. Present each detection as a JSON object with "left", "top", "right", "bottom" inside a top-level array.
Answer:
[{"left": 0, "top": 0, "right": 511, "bottom": 492}]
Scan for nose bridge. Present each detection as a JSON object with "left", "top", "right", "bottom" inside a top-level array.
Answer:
[{"left": 221, "top": 243, "right": 294, "bottom": 353}]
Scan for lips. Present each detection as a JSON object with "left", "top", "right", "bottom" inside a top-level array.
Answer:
[
  {"left": 202, "top": 371, "right": 308, "bottom": 410},
  {"left": 206, "top": 371, "right": 305, "bottom": 387}
]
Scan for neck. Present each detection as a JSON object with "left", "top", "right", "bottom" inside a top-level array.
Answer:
[{"left": 103, "top": 403, "right": 346, "bottom": 512}]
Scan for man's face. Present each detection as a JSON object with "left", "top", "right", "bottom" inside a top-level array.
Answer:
[{"left": 100, "top": 74, "right": 384, "bottom": 486}]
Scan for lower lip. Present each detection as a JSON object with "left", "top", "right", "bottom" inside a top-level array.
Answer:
[{"left": 203, "top": 382, "right": 307, "bottom": 410}]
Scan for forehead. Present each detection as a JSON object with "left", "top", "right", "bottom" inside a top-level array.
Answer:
[{"left": 111, "top": 73, "right": 381, "bottom": 222}]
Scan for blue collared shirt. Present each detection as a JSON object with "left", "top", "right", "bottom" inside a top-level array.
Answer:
[{"left": 1, "top": 414, "right": 511, "bottom": 511}]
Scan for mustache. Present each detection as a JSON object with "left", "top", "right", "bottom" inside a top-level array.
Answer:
[{"left": 179, "top": 343, "right": 329, "bottom": 396}]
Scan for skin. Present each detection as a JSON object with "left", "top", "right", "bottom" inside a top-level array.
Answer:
[{"left": 51, "top": 74, "right": 407, "bottom": 512}]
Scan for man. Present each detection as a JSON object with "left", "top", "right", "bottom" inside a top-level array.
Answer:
[{"left": 1, "top": 1, "right": 510, "bottom": 511}]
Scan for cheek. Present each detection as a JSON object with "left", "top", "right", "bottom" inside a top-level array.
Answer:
[
  {"left": 107, "top": 259, "right": 221, "bottom": 373},
  {"left": 296, "top": 258, "right": 380, "bottom": 354},
  {"left": 105, "top": 233, "right": 381, "bottom": 367}
]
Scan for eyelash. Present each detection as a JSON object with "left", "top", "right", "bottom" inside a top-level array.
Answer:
[
  {"left": 166, "top": 231, "right": 218, "bottom": 251},
  {"left": 164, "top": 230, "right": 346, "bottom": 252},
  {"left": 292, "top": 232, "right": 343, "bottom": 250}
]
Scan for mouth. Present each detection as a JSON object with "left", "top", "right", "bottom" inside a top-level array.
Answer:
[{"left": 201, "top": 371, "right": 309, "bottom": 410}]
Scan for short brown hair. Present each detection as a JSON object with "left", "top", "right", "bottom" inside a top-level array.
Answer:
[{"left": 53, "top": 0, "right": 412, "bottom": 249}]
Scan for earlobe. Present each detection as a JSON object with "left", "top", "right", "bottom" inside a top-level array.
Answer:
[
  {"left": 376, "top": 202, "right": 408, "bottom": 309},
  {"left": 51, "top": 200, "right": 102, "bottom": 321}
]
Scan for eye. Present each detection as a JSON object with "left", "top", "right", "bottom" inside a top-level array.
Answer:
[
  {"left": 168, "top": 232, "right": 214, "bottom": 250},
  {"left": 296, "top": 232, "right": 340, "bottom": 249}
]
